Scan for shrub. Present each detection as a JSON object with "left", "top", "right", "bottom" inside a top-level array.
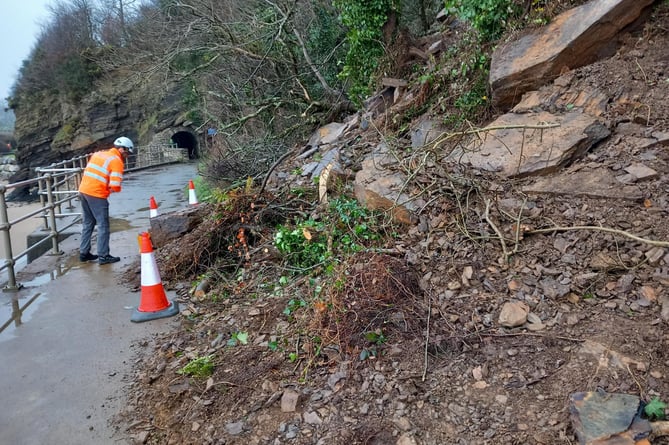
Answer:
[
  {"left": 333, "top": 0, "right": 398, "bottom": 103},
  {"left": 444, "top": 0, "right": 521, "bottom": 41},
  {"left": 274, "top": 197, "right": 383, "bottom": 271}
]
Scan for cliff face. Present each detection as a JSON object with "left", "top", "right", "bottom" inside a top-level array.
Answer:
[{"left": 11, "top": 81, "right": 194, "bottom": 186}]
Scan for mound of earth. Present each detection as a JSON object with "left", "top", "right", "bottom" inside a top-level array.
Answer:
[{"left": 113, "top": 6, "right": 669, "bottom": 445}]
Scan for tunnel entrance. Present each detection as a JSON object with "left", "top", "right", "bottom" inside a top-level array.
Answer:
[{"left": 171, "top": 131, "right": 199, "bottom": 159}]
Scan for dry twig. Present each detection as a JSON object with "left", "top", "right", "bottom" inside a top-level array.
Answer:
[
  {"left": 484, "top": 199, "right": 511, "bottom": 261},
  {"left": 422, "top": 299, "right": 431, "bottom": 382},
  {"left": 527, "top": 225, "right": 669, "bottom": 247}
]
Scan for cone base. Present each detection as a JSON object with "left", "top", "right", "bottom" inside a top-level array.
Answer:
[{"left": 131, "top": 301, "right": 179, "bottom": 323}]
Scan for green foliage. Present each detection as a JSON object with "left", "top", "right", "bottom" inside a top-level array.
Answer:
[
  {"left": 360, "top": 330, "right": 386, "bottom": 360},
  {"left": 364, "top": 330, "right": 387, "bottom": 345},
  {"left": 333, "top": 0, "right": 397, "bottom": 103},
  {"left": 645, "top": 397, "right": 667, "bottom": 420},
  {"left": 53, "top": 122, "right": 77, "bottom": 146},
  {"left": 177, "top": 355, "right": 215, "bottom": 378},
  {"left": 275, "top": 221, "right": 329, "bottom": 269},
  {"left": 330, "top": 197, "right": 381, "bottom": 250},
  {"left": 274, "top": 197, "right": 382, "bottom": 270},
  {"left": 304, "top": 5, "right": 347, "bottom": 96},
  {"left": 454, "top": 77, "right": 488, "bottom": 118},
  {"left": 14, "top": 48, "right": 100, "bottom": 105},
  {"left": 283, "top": 298, "right": 308, "bottom": 317},
  {"left": 55, "top": 54, "right": 99, "bottom": 101},
  {"left": 227, "top": 331, "right": 249, "bottom": 346},
  {"left": 170, "top": 50, "right": 217, "bottom": 73},
  {"left": 439, "top": 39, "right": 492, "bottom": 126},
  {"left": 527, "top": 0, "right": 550, "bottom": 26},
  {"left": 444, "top": 0, "right": 521, "bottom": 41},
  {"left": 182, "top": 81, "right": 203, "bottom": 127}
]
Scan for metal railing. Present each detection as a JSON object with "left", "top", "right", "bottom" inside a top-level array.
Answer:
[
  {"left": 126, "top": 144, "right": 188, "bottom": 172},
  {"left": 0, "top": 166, "right": 81, "bottom": 292},
  {"left": 0, "top": 144, "right": 189, "bottom": 292}
]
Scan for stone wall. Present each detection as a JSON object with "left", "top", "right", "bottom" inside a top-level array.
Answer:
[{"left": 0, "top": 155, "right": 19, "bottom": 180}]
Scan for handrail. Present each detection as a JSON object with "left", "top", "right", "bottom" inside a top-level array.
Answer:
[
  {"left": 0, "top": 171, "right": 77, "bottom": 292},
  {"left": 0, "top": 144, "right": 190, "bottom": 291}
]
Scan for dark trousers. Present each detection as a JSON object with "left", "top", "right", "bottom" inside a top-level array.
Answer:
[{"left": 79, "top": 193, "right": 110, "bottom": 257}]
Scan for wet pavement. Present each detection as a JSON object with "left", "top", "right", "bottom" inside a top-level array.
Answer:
[{"left": 0, "top": 162, "right": 199, "bottom": 445}]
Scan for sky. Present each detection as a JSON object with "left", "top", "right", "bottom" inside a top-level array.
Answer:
[{"left": 1, "top": 1, "right": 54, "bottom": 103}]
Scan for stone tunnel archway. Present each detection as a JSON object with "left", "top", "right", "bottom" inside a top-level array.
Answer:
[{"left": 171, "top": 130, "right": 199, "bottom": 159}]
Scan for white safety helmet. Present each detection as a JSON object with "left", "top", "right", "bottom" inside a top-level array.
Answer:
[{"left": 113, "top": 136, "right": 134, "bottom": 153}]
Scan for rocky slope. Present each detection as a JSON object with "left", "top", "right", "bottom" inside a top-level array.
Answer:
[{"left": 114, "top": 2, "right": 669, "bottom": 445}]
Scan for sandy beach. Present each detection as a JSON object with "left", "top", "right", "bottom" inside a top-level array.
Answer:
[{"left": 0, "top": 201, "right": 50, "bottom": 258}]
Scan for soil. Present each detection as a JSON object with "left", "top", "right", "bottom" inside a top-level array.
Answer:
[{"left": 114, "top": 5, "right": 669, "bottom": 445}]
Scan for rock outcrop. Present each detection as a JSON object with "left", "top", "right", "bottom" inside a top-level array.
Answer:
[{"left": 11, "top": 82, "right": 196, "bottom": 189}]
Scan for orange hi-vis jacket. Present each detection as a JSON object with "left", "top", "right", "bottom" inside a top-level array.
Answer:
[{"left": 78, "top": 147, "right": 125, "bottom": 198}]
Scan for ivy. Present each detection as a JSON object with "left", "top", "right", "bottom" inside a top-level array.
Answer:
[
  {"left": 305, "top": 5, "right": 347, "bottom": 97},
  {"left": 333, "top": 0, "right": 397, "bottom": 104},
  {"left": 444, "top": 0, "right": 521, "bottom": 41}
]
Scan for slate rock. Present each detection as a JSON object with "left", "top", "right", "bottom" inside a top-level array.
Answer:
[
  {"left": 490, "top": 0, "right": 655, "bottom": 108},
  {"left": 569, "top": 391, "right": 650, "bottom": 445}
]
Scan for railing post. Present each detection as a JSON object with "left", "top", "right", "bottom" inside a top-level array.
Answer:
[
  {"left": 0, "top": 185, "right": 20, "bottom": 292},
  {"left": 36, "top": 169, "right": 50, "bottom": 230},
  {"left": 65, "top": 160, "right": 76, "bottom": 210},
  {"left": 51, "top": 163, "right": 64, "bottom": 216},
  {"left": 44, "top": 174, "right": 63, "bottom": 256}
]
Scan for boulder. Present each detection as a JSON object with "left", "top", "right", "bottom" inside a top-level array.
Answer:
[
  {"left": 149, "top": 206, "right": 205, "bottom": 248},
  {"left": 512, "top": 73, "right": 609, "bottom": 117},
  {"left": 306, "top": 122, "right": 348, "bottom": 149},
  {"left": 452, "top": 110, "right": 610, "bottom": 177},
  {"left": 354, "top": 143, "right": 418, "bottom": 225},
  {"left": 523, "top": 168, "right": 643, "bottom": 201},
  {"left": 411, "top": 118, "right": 448, "bottom": 149},
  {"left": 490, "top": 0, "right": 655, "bottom": 109}
]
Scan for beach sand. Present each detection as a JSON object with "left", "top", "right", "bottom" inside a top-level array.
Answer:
[{"left": 0, "top": 202, "right": 50, "bottom": 257}]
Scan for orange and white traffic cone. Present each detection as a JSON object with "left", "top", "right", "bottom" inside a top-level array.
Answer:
[
  {"left": 131, "top": 232, "right": 179, "bottom": 323},
  {"left": 188, "top": 180, "right": 199, "bottom": 206},
  {"left": 149, "top": 196, "right": 159, "bottom": 218}
]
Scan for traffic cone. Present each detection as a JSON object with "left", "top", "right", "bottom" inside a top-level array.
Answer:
[
  {"left": 131, "top": 232, "right": 179, "bottom": 323},
  {"left": 188, "top": 180, "right": 199, "bottom": 205},
  {"left": 149, "top": 196, "right": 159, "bottom": 218}
]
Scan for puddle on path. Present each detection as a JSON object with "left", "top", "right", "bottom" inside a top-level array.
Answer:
[
  {"left": 0, "top": 292, "right": 47, "bottom": 341},
  {"left": 0, "top": 162, "right": 198, "bottom": 339},
  {"left": 0, "top": 263, "right": 72, "bottom": 340},
  {"left": 110, "top": 217, "right": 134, "bottom": 232}
]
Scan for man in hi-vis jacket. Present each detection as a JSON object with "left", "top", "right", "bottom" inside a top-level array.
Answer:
[{"left": 78, "top": 136, "right": 134, "bottom": 265}]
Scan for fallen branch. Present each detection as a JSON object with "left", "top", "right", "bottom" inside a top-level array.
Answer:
[
  {"left": 192, "top": 278, "right": 211, "bottom": 300},
  {"left": 257, "top": 147, "right": 300, "bottom": 196},
  {"left": 466, "top": 122, "right": 560, "bottom": 135},
  {"left": 526, "top": 225, "right": 669, "bottom": 247},
  {"left": 484, "top": 199, "right": 512, "bottom": 261},
  {"left": 422, "top": 299, "right": 431, "bottom": 382},
  {"left": 652, "top": 421, "right": 669, "bottom": 437},
  {"left": 481, "top": 332, "right": 584, "bottom": 343}
]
